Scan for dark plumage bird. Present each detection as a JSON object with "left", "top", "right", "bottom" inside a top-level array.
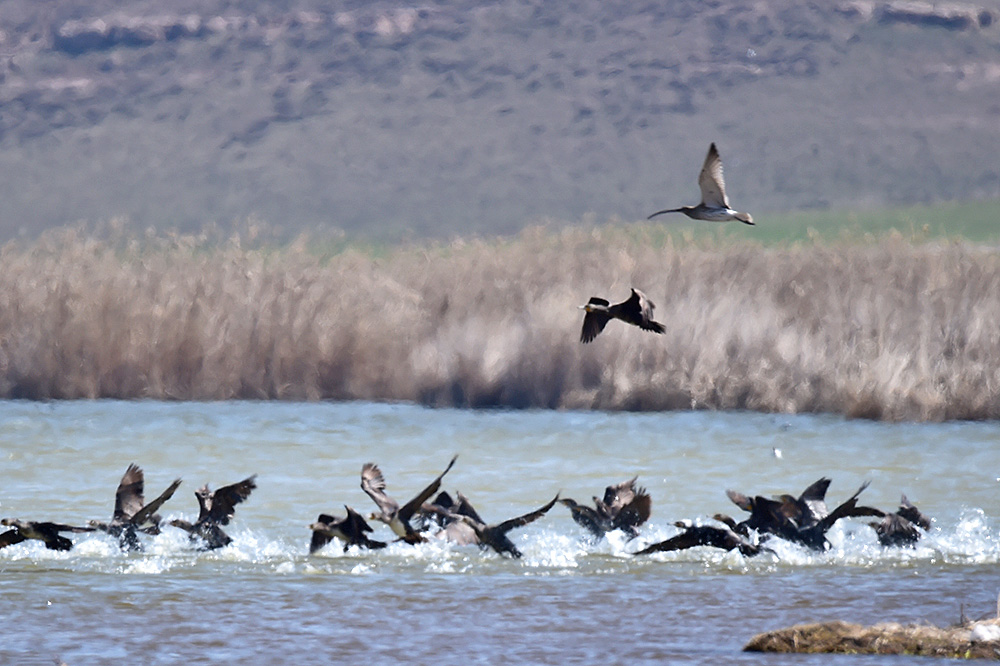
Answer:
[
  {"left": 309, "top": 506, "right": 387, "bottom": 554},
  {"left": 169, "top": 475, "right": 257, "bottom": 550},
  {"left": 425, "top": 490, "right": 560, "bottom": 558},
  {"left": 727, "top": 478, "right": 880, "bottom": 551},
  {"left": 88, "top": 463, "right": 182, "bottom": 551},
  {"left": 867, "top": 495, "right": 932, "bottom": 547},
  {"left": 647, "top": 142, "right": 754, "bottom": 225},
  {"left": 579, "top": 288, "right": 665, "bottom": 343},
  {"left": 361, "top": 455, "right": 457, "bottom": 544},
  {"left": 633, "top": 517, "right": 768, "bottom": 557},
  {"left": 0, "top": 518, "right": 95, "bottom": 551},
  {"left": 560, "top": 477, "right": 652, "bottom": 539}
]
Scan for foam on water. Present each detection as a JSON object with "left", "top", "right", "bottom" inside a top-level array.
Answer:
[{"left": 3, "top": 513, "right": 997, "bottom": 577}]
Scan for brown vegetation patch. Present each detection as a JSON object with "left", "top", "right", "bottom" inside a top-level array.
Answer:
[
  {"left": 745, "top": 619, "right": 1000, "bottom": 658},
  {"left": 0, "top": 226, "right": 998, "bottom": 420}
]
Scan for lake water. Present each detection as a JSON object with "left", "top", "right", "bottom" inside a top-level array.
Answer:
[{"left": 1, "top": 400, "right": 998, "bottom": 664}]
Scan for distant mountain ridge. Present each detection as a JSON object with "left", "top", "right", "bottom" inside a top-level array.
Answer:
[{"left": 0, "top": 0, "right": 998, "bottom": 241}]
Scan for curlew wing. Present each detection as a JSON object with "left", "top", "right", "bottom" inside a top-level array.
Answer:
[
  {"left": 399, "top": 455, "right": 458, "bottom": 522},
  {"left": 114, "top": 464, "right": 146, "bottom": 522},
  {"left": 697, "top": 142, "right": 730, "bottom": 209},
  {"left": 602, "top": 477, "right": 638, "bottom": 510},
  {"left": 207, "top": 475, "right": 257, "bottom": 525},
  {"left": 361, "top": 463, "right": 400, "bottom": 517},
  {"left": 614, "top": 490, "right": 652, "bottom": 532},
  {"left": 726, "top": 489, "right": 754, "bottom": 513}
]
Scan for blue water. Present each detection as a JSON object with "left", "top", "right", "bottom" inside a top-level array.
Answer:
[{"left": 1, "top": 401, "right": 998, "bottom": 664}]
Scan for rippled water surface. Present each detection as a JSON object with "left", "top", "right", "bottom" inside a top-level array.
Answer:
[{"left": 1, "top": 401, "right": 999, "bottom": 664}]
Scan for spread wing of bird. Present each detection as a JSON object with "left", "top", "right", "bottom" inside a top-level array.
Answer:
[
  {"left": 898, "top": 495, "right": 932, "bottom": 530},
  {"left": 131, "top": 477, "right": 183, "bottom": 526},
  {"left": 580, "top": 298, "right": 612, "bottom": 343},
  {"left": 0, "top": 528, "right": 27, "bottom": 549},
  {"left": 726, "top": 489, "right": 754, "bottom": 513},
  {"left": 610, "top": 290, "right": 664, "bottom": 333},
  {"left": 796, "top": 477, "right": 832, "bottom": 524},
  {"left": 398, "top": 455, "right": 458, "bottom": 522},
  {"left": 452, "top": 491, "right": 486, "bottom": 525},
  {"left": 309, "top": 513, "right": 338, "bottom": 553},
  {"left": 207, "top": 475, "right": 257, "bottom": 525},
  {"left": 614, "top": 490, "right": 652, "bottom": 532},
  {"left": 697, "top": 142, "right": 730, "bottom": 209},
  {"left": 494, "top": 493, "right": 560, "bottom": 535},
  {"left": 114, "top": 464, "right": 146, "bottom": 522},
  {"left": 602, "top": 477, "right": 638, "bottom": 509},
  {"left": 819, "top": 481, "right": 874, "bottom": 530},
  {"left": 361, "top": 463, "right": 399, "bottom": 517}
]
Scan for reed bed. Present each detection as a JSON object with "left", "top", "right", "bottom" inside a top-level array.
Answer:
[{"left": 0, "top": 224, "right": 997, "bottom": 421}]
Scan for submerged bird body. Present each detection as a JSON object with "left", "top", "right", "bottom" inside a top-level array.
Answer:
[
  {"left": 362, "top": 456, "right": 457, "bottom": 544},
  {"left": 0, "top": 518, "right": 94, "bottom": 551},
  {"left": 648, "top": 142, "right": 753, "bottom": 225},
  {"left": 169, "top": 475, "right": 257, "bottom": 550},
  {"left": 89, "top": 463, "right": 182, "bottom": 551},
  {"left": 579, "top": 289, "right": 665, "bottom": 343},
  {"left": 309, "top": 506, "right": 387, "bottom": 554},
  {"left": 561, "top": 477, "right": 652, "bottom": 539}
]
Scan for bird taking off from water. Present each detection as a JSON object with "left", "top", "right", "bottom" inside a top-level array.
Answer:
[
  {"left": 579, "top": 288, "right": 665, "bottom": 343},
  {"left": 648, "top": 142, "right": 754, "bottom": 225}
]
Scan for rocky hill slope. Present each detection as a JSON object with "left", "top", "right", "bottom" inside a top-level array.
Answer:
[{"left": 1, "top": 0, "right": 999, "bottom": 241}]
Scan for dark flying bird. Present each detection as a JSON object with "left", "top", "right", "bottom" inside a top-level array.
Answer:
[
  {"left": 560, "top": 476, "right": 652, "bottom": 539},
  {"left": 426, "top": 490, "right": 560, "bottom": 558},
  {"left": 648, "top": 142, "right": 754, "bottom": 225},
  {"left": 88, "top": 463, "right": 182, "bottom": 551},
  {"left": 169, "top": 475, "right": 257, "bottom": 550},
  {"left": 361, "top": 455, "right": 457, "bottom": 544},
  {"left": 579, "top": 288, "right": 665, "bottom": 343},
  {"left": 0, "top": 518, "right": 95, "bottom": 551},
  {"left": 633, "top": 517, "right": 768, "bottom": 557},
  {"left": 309, "top": 506, "right": 387, "bottom": 554}
]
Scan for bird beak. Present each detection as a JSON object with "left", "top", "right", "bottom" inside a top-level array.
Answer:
[{"left": 579, "top": 305, "right": 589, "bottom": 312}]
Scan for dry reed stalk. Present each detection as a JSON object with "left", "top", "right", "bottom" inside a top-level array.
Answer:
[{"left": 0, "top": 226, "right": 997, "bottom": 421}]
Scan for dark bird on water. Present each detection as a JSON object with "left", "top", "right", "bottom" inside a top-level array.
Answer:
[
  {"left": 867, "top": 495, "right": 932, "bottom": 547},
  {"left": 309, "top": 506, "right": 387, "bottom": 554},
  {"left": 88, "top": 463, "right": 182, "bottom": 551},
  {"left": 648, "top": 142, "right": 754, "bottom": 225},
  {"left": 0, "top": 518, "right": 95, "bottom": 551},
  {"left": 727, "top": 477, "right": 881, "bottom": 551},
  {"left": 361, "top": 455, "right": 457, "bottom": 544},
  {"left": 579, "top": 288, "right": 665, "bottom": 343},
  {"left": 169, "top": 475, "right": 257, "bottom": 550},
  {"left": 633, "top": 517, "right": 768, "bottom": 557},
  {"left": 423, "top": 490, "right": 560, "bottom": 558},
  {"left": 560, "top": 476, "right": 652, "bottom": 539}
]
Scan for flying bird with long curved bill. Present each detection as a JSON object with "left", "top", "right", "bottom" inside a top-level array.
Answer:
[
  {"left": 648, "top": 142, "right": 753, "bottom": 225},
  {"left": 579, "top": 288, "right": 665, "bottom": 343}
]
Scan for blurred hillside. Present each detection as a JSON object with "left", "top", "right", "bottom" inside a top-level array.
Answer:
[{"left": 1, "top": 0, "right": 999, "bottom": 241}]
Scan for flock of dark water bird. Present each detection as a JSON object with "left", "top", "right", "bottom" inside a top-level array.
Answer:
[
  {"left": 579, "top": 142, "right": 750, "bottom": 343},
  {"left": 0, "top": 459, "right": 933, "bottom": 559}
]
